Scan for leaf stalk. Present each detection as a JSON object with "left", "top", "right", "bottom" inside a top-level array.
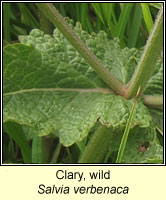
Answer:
[
  {"left": 125, "top": 7, "right": 163, "bottom": 99},
  {"left": 79, "top": 124, "right": 113, "bottom": 163}
]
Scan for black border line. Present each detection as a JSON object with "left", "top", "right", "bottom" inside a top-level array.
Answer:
[{"left": 1, "top": 0, "right": 165, "bottom": 166}]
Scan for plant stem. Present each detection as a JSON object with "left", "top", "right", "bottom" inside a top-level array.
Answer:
[
  {"left": 78, "top": 125, "right": 113, "bottom": 163},
  {"left": 116, "top": 87, "right": 141, "bottom": 163},
  {"left": 32, "top": 136, "right": 43, "bottom": 164},
  {"left": 38, "top": 8, "right": 53, "bottom": 35},
  {"left": 37, "top": 3, "right": 126, "bottom": 96},
  {"left": 50, "top": 143, "right": 62, "bottom": 164},
  {"left": 125, "top": 6, "right": 163, "bottom": 99},
  {"left": 143, "top": 95, "right": 163, "bottom": 108}
]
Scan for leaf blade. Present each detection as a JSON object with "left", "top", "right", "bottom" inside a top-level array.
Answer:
[{"left": 3, "top": 27, "right": 160, "bottom": 149}]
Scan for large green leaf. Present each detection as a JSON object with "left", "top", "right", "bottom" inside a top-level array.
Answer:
[{"left": 3, "top": 25, "right": 162, "bottom": 152}]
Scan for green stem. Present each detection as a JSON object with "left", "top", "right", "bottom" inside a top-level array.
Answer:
[
  {"left": 32, "top": 136, "right": 43, "bottom": 164},
  {"left": 125, "top": 7, "right": 163, "bottom": 99},
  {"left": 50, "top": 143, "right": 62, "bottom": 164},
  {"left": 42, "top": 137, "right": 53, "bottom": 163},
  {"left": 37, "top": 3, "right": 126, "bottom": 96},
  {"left": 78, "top": 125, "right": 113, "bottom": 163},
  {"left": 116, "top": 87, "right": 140, "bottom": 163},
  {"left": 38, "top": 8, "right": 53, "bottom": 35},
  {"left": 143, "top": 95, "right": 163, "bottom": 108}
]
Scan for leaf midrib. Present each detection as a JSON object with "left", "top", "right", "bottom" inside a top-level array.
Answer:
[{"left": 3, "top": 87, "right": 114, "bottom": 96}]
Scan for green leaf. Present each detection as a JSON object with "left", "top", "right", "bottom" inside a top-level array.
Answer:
[
  {"left": 3, "top": 3, "right": 11, "bottom": 42},
  {"left": 19, "top": 27, "right": 137, "bottom": 85},
  {"left": 3, "top": 121, "right": 32, "bottom": 163},
  {"left": 91, "top": 3, "right": 106, "bottom": 25},
  {"left": 91, "top": 3, "right": 117, "bottom": 28},
  {"left": 113, "top": 3, "right": 133, "bottom": 41},
  {"left": 148, "top": 3, "right": 162, "bottom": 9},
  {"left": 127, "top": 4, "right": 142, "bottom": 48},
  {"left": 141, "top": 3, "right": 154, "bottom": 34},
  {"left": 3, "top": 27, "right": 161, "bottom": 152},
  {"left": 17, "top": 3, "right": 40, "bottom": 27}
]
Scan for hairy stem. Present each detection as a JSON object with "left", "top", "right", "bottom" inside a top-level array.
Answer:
[
  {"left": 37, "top": 3, "right": 126, "bottom": 96},
  {"left": 125, "top": 7, "right": 163, "bottom": 99},
  {"left": 79, "top": 125, "right": 113, "bottom": 163}
]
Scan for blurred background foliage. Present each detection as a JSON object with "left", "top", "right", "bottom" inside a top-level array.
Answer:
[{"left": 3, "top": 2, "right": 162, "bottom": 48}]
